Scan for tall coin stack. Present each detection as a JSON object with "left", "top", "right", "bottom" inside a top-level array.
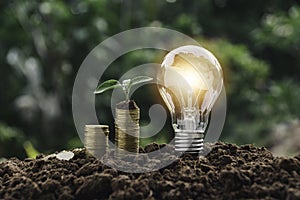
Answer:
[
  {"left": 84, "top": 125, "right": 109, "bottom": 158},
  {"left": 115, "top": 101, "right": 140, "bottom": 155}
]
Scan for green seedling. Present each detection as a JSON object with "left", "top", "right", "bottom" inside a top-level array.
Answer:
[
  {"left": 94, "top": 76, "right": 153, "bottom": 153},
  {"left": 94, "top": 76, "right": 153, "bottom": 101}
]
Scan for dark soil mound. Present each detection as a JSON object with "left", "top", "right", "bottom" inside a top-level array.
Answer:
[{"left": 1, "top": 142, "right": 300, "bottom": 200}]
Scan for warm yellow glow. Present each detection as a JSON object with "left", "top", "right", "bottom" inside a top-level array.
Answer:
[
  {"left": 174, "top": 67, "right": 206, "bottom": 91},
  {"left": 162, "top": 53, "right": 210, "bottom": 108},
  {"left": 172, "top": 54, "right": 208, "bottom": 91}
]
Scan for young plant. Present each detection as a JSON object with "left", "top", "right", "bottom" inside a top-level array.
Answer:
[
  {"left": 94, "top": 76, "right": 152, "bottom": 153},
  {"left": 94, "top": 76, "right": 153, "bottom": 101}
]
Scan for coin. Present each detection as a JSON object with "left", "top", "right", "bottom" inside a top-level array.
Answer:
[
  {"left": 115, "top": 107, "right": 140, "bottom": 154},
  {"left": 84, "top": 125, "right": 109, "bottom": 158}
]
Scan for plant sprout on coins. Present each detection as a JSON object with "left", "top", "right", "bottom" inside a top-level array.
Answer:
[{"left": 94, "top": 76, "right": 153, "bottom": 100}]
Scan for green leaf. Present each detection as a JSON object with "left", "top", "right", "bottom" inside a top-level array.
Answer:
[
  {"left": 94, "top": 79, "right": 121, "bottom": 94},
  {"left": 129, "top": 76, "right": 153, "bottom": 87},
  {"left": 23, "top": 141, "right": 40, "bottom": 158}
]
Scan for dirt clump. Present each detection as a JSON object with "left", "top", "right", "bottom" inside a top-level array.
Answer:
[{"left": 1, "top": 142, "right": 300, "bottom": 199}]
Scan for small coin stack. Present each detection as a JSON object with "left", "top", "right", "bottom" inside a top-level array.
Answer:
[
  {"left": 84, "top": 125, "right": 109, "bottom": 158},
  {"left": 115, "top": 107, "right": 140, "bottom": 154}
]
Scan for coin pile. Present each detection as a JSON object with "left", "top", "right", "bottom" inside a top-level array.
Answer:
[
  {"left": 84, "top": 125, "right": 109, "bottom": 158},
  {"left": 115, "top": 107, "right": 140, "bottom": 154}
]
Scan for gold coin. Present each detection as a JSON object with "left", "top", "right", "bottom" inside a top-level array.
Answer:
[
  {"left": 84, "top": 125, "right": 109, "bottom": 157},
  {"left": 115, "top": 107, "right": 140, "bottom": 154}
]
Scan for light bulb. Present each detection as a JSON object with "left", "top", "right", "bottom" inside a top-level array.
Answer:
[{"left": 158, "top": 45, "right": 223, "bottom": 153}]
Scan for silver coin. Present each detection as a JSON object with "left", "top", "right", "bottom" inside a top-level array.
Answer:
[{"left": 84, "top": 125, "right": 109, "bottom": 157}]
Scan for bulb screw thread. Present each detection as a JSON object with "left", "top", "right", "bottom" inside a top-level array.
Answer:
[{"left": 174, "top": 131, "right": 204, "bottom": 153}]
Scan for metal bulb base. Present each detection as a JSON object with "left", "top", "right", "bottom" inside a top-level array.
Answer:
[{"left": 174, "top": 131, "right": 204, "bottom": 153}]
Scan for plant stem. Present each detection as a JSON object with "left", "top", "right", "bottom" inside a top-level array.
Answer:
[{"left": 122, "top": 79, "right": 131, "bottom": 101}]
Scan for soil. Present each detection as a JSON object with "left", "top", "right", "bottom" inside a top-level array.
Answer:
[
  {"left": 116, "top": 100, "right": 138, "bottom": 110},
  {"left": 1, "top": 142, "right": 300, "bottom": 200}
]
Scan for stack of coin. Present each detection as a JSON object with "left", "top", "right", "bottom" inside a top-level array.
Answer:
[
  {"left": 115, "top": 107, "right": 140, "bottom": 154},
  {"left": 84, "top": 125, "right": 109, "bottom": 158}
]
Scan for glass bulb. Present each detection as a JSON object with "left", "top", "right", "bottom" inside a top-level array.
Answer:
[{"left": 158, "top": 45, "right": 223, "bottom": 153}]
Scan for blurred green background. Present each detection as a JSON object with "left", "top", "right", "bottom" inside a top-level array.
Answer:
[{"left": 1, "top": 0, "right": 300, "bottom": 159}]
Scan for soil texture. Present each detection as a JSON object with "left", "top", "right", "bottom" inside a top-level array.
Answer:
[{"left": 1, "top": 142, "right": 300, "bottom": 199}]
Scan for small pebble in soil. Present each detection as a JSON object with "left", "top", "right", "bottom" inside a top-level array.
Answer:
[{"left": 56, "top": 151, "right": 75, "bottom": 161}]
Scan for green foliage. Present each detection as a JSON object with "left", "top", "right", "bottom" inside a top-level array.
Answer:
[
  {"left": 129, "top": 76, "right": 153, "bottom": 88},
  {"left": 94, "top": 76, "right": 153, "bottom": 101},
  {"left": 198, "top": 39, "right": 271, "bottom": 145},
  {"left": 253, "top": 6, "right": 300, "bottom": 51},
  {"left": 94, "top": 80, "right": 121, "bottom": 94},
  {"left": 0, "top": 123, "right": 26, "bottom": 158},
  {"left": 1, "top": 0, "right": 300, "bottom": 158},
  {"left": 23, "top": 141, "right": 40, "bottom": 158},
  {"left": 251, "top": 5, "right": 300, "bottom": 80}
]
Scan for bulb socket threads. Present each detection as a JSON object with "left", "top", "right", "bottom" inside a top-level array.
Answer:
[
  {"left": 173, "top": 111, "right": 211, "bottom": 153},
  {"left": 174, "top": 131, "right": 204, "bottom": 153}
]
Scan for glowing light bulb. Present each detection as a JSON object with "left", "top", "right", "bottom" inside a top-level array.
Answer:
[{"left": 158, "top": 45, "right": 223, "bottom": 153}]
